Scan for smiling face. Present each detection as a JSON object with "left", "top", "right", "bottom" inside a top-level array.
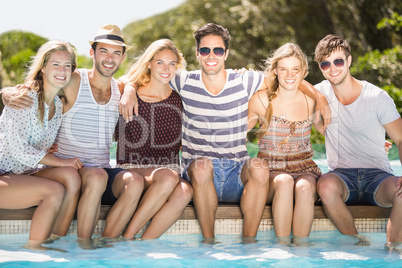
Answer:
[
  {"left": 92, "top": 42, "right": 126, "bottom": 77},
  {"left": 41, "top": 50, "right": 73, "bottom": 91},
  {"left": 275, "top": 56, "right": 304, "bottom": 92},
  {"left": 319, "top": 49, "right": 351, "bottom": 86},
  {"left": 196, "top": 35, "right": 228, "bottom": 76},
  {"left": 148, "top": 49, "right": 178, "bottom": 85}
]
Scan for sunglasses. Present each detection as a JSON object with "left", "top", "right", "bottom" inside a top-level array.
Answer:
[
  {"left": 319, "top": 58, "right": 345, "bottom": 70},
  {"left": 198, "top": 47, "right": 225, "bottom": 57}
]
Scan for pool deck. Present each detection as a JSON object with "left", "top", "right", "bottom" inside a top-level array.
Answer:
[{"left": 0, "top": 204, "right": 392, "bottom": 235}]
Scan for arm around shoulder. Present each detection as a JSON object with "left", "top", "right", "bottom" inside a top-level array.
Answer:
[
  {"left": 299, "top": 80, "right": 331, "bottom": 129},
  {"left": 119, "top": 80, "right": 139, "bottom": 122},
  {"left": 1, "top": 85, "right": 34, "bottom": 109},
  {"left": 248, "top": 90, "right": 268, "bottom": 132},
  {"left": 61, "top": 71, "right": 81, "bottom": 104}
]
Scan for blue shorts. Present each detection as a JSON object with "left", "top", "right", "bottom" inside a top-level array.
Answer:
[
  {"left": 183, "top": 159, "right": 245, "bottom": 202},
  {"left": 329, "top": 168, "right": 394, "bottom": 207},
  {"left": 101, "top": 168, "right": 125, "bottom": 205}
]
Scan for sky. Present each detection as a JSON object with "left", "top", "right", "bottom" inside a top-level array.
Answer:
[{"left": 0, "top": 0, "right": 185, "bottom": 55}]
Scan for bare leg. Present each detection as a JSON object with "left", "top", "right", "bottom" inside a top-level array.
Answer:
[
  {"left": 102, "top": 170, "right": 144, "bottom": 237},
  {"left": 34, "top": 167, "right": 81, "bottom": 236},
  {"left": 270, "top": 173, "right": 294, "bottom": 237},
  {"left": 375, "top": 176, "right": 402, "bottom": 243},
  {"left": 293, "top": 175, "right": 317, "bottom": 237},
  {"left": 241, "top": 158, "right": 270, "bottom": 238},
  {"left": 317, "top": 173, "right": 357, "bottom": 235},
  {"left": 187, "top": 158, "right": 218, "bottom": 239},
  {"left": 123, "top": 168, "right": 180, "bottom": 238},
  {"left": 77, "top": 167, "right": 108, "bottom": 239},
  {"left": 0, "top": 175, "right": 65, "bottom": 243},
  {"left": 141, "top": 178, "right": 193, "bottom": 239}
]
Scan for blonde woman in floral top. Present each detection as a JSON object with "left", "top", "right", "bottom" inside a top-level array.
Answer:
[{"left": 0, "top": 40, "right": 82, "bottom": 249}]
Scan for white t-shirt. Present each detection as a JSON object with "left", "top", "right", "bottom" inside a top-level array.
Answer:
[{"left": 315, "top": 80, "right": 400, "bottom": 173}]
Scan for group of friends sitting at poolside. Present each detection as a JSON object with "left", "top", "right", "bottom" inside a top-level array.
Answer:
[{"left": 0, "top": 23, "right": 401, "bottom": 251}]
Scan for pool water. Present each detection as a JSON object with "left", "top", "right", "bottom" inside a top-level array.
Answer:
[{"left": 0, "top": 230, "right": 401, "bottom": 267}]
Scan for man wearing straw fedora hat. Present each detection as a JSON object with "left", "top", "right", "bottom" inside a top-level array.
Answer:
[
  {"left": 3, "top": 24, "right": 145, "bottom": 249},
  {"left": 52, "top": 24, "right": 145, "bottom": 249}
]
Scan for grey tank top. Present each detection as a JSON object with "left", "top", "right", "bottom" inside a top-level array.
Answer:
[{"left": 55, "top": 69, "right": 120, "bottom": 167}]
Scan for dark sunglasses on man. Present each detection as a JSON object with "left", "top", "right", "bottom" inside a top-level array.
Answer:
[
  {"left": 319, "top": 58, "right": 345, "bottom": 71},
  {"left": 198, "top": 47, "right": 226, "bottom": 57}
]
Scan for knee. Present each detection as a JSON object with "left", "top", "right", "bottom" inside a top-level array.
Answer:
[
  {"left": 245, "top": 158, "right": 270, "bottom": 185},
  {"left": 188, "top": 158, "right": 213, "bottom": 184},
  {"left": 316, "top": 174, "right": 341, "bottom": 202},
  {"left": 295, "top": 178, "right": 316, "bottom": 195},
  {"left": 44, "top": 181, "right": 65, "bottom": 206},
  {"left": 295, "top": 179, "right": 316, "bottom": 203},
  {"left": 274, "top": 174, "right": 294, "bottom": 192},
  {"left": 176, "top": 181, "right": 194, "bottom": 203},
  {"left": 153, "top": 168, "right": 180, "bottom": 192},
  {"left": 59, "top": 167, "right": 82, "bottom": 194},
  {"left": 82, "top": 169, "right": 108, "bottom": 194},
  {"left": 122, "top": 171, "right": 144, "bottom": 194}
]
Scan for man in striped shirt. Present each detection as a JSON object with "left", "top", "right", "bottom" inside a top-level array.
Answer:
[{"left": 172, "top": 24, "right": 270, "bottom": 242}]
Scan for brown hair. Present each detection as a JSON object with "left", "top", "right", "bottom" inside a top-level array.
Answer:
[
  {"left": 194, "top": 23, "right": 230, "bottom": 51},
  {"left": 314, "top": 34, "right": 351, "bottom": 63},
  {"left": 257, "top": 43, "right": 309, "bottom": 139}
]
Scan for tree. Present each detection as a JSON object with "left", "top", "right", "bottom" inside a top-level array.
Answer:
[{"left": 0, "top": 31, "right": 48, "bottom": 86}]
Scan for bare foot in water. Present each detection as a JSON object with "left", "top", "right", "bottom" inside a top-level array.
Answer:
[
  {"left": 352, "top": 234, "right": 370, "bottom": 246},
  {"left": 42, "top": 234, "right": 61, "bottom": 244},
  {"left": 291, "top": 236, "right": 313, "bottom": 247},
  {"left": 242, "top": 236, "right": 258, "bottom": 244},
  {"left": 201, "top": 237, "right": 218, "bottom": 244},
  {"left": 24, "top": 240, "right": 66, "bottom": 252},
  {"left": 99, "top": 236, "right": 135, "bottom": 243},
  {"left": 277, "top": 236, "right": 291, "bottom": 246},
  {"left": 77, "top": 237, "right": 113, "bottom": 250},
  {"left": 385, "top": 242, "right": 402, "bottom": 253}
]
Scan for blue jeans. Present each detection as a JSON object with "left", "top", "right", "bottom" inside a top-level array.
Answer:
[
  {"left": 328, "top": 168, "right": 394, "bottom": 207},
  {"left": 183, "top": 158, "right": 245, "bottom": 202}
]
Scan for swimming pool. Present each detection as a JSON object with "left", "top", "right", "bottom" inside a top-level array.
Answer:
[{"left": 0, "top": 230, "right": 401, "bottom": 267}]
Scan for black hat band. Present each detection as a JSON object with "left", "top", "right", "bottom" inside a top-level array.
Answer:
[{"left": 94, "top": 34, "right": 124, "bottom": 43}]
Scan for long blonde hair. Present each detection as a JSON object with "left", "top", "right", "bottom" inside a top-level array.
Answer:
[
  {"left": 120, "top": 39, "right": 186, "bottom": 86},
  {"left": 15, "top": 40, "right": 76, "bottom": 124},
  {"left": 257, "top": 43, "right": 309, "bottom": 139}
]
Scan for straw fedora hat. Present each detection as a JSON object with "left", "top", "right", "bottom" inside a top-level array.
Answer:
[{"left": 89, "top": 24, "right": 132, "bottom": 50}]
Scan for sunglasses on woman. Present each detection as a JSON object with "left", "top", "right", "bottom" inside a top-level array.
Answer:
[
  {"left": 198, "top": 47, "right": 226, "bottom": 57},
  {"left": 319, "top": 58, "right": 345, "bottom": 71}
]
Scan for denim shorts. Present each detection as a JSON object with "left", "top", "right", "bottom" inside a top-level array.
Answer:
[
  {"left": 101, "top": 168, "right": 125, "bottom": 205},
  {"left": 329, "top": 168, "right": 394, "bottom": 207},
  {"left": 183, "top": 158, "right": 245, "bottom": 202}
]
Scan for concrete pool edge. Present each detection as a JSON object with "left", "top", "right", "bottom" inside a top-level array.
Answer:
[{"left": 0, "top": 204, "right": 391, "bottom": 235}]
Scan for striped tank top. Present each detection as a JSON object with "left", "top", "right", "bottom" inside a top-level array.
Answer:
[{"left": 55, "top": 69, "right": 121, "bottom": 167}]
